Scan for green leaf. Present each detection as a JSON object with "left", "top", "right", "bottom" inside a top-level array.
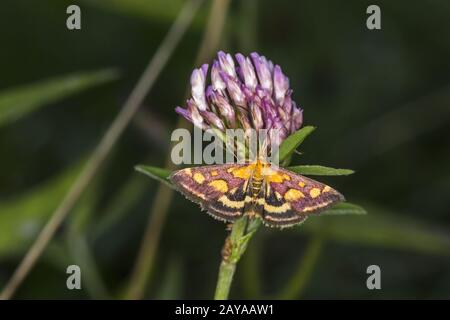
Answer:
[
  {"left": 0, "top": 69, "right": 119, "bottom": 128},
  {"left": 279, "top": 126, "right": 316, "bottom": 162},
  {"left": 287, "top": 165, "right": 354, "bottom": 176},
  {"left": 135, "top": 165, "right": 174, "bottom": 189},
  {"left": 301, "top": 204, "right": 450, "bottom": 257},
  {"left": 321, "top": 202, "right": 367, "bottom": 215}
]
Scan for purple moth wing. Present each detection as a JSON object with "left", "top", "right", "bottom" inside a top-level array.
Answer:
[
  {"left": 170, "top": 163, "right": 253, "bottom": 223},
  {"left": 261, "top": 165, "right": 345, "bottom": 228}
]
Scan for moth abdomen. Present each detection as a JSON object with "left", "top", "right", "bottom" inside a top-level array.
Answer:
[{"left": 250, "top": 177, "right": 263, "bottom": 197}]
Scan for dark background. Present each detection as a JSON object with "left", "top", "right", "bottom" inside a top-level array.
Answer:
[{"left": 0, "top": 0, "right": 449, "bottom": 299}]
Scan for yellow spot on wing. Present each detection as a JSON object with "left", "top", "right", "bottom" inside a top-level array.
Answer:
[
  {"left": 208, "top": 180, "right": 228, "bottom": 193},
  {"left": 193, "top": 172, "right": 205, "bottom": 184},
  {"left": 322, "top": 186, "right": 331, "bottom": 193},
  {"left": 284, "top": 189, "right": 305, "bottom": 201},
  {"left": 184, "top": 168, "right": 192, "bottom": 177},
  {"left": 211, "top": 170, "right": 218, "bottom": 176},
  {"left": 309, "top": 188, "right": 321, "bottom": 198},
  {"left": 218, "top": 195, "right": 244, "bottom": 208},
  {"left": 267, "top": 173, "right": 287, "bottom": 183},
  {"left": 264, "top": 202, "right": 291, "bottom": 213},
  {"left": 263, "top": 166, "right": 291, "bottom": 183},
  {"left": 298, "top": 181, "right": 305, "bottom": 188}
]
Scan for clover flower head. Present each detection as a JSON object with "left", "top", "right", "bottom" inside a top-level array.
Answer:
[{"left": 175, "top": 51, "right": 303, "bottom": 147}]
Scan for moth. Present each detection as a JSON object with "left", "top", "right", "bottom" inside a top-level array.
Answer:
[{"left": 170, "top": 159, "right": 344, "bottom": 228}]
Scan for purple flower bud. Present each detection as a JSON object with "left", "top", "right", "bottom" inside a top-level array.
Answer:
[
  {"left": 211, "top": 61, "right": 226, "bottom": 91},
  {"left": 186, "top": 99, "right": 207, "bottom": 129},
  {"left": 277, "top": 106, "right": 287, "bottom": 123},
  {"left": 241, "top": 86, "right": 254, "bottom": 102},
  {"left": 273, "top": 65, "right": 289, "bottom": 105},
  {"left": 207, "top": 88, "right": 235, "bottom": 126},
  {"left": 237, "top": 112, "right": 252, "bottom": 130},
  {"left": 175, "top": 106, "right": 191, "bottom": 122},
  {"left": 291, "top": 106, "right": 303, "bottom": 132},
  {"left": 222, "top": 72, "right": 246, "bottom": 107},
  {"left": 235, "top": 53, "right": 258, "bottom": 90},
  {"left": 190, "top": 64, "right": 208, "bottom": 111},
  {"left": 251, "top": 52, "right": 273, "bottom": 94},
  {"left": 255, "top": 86, "right": 266, "bottom": 99},
  {"left": 202, "top": 110, "right": 225, "bottom": 130},
  {"left": 262, "top": 97, "right": 277, "bottom": 119},
  {"left": 282, "top": 90, "right": 293, "bottom": 115},
  {"left": 250, "top": 102, "right": 263, "bottom": 129},
  {"left": 269, "top": 120, "right": 288, "bottom": 146},
  {"left": 217, "top": 51, "right": 237, "bottom": 78}
]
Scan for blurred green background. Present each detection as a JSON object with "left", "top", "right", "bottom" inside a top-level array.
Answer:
[{"left": 0, "top": 0, "right": 449, "bottom": 299}]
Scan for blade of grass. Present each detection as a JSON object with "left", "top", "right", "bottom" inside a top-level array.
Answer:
[
  {"left": 0, "top": 69, "right": 118, "bottom": 128},
  {"left": 0, "top": 0, "right": 203, "bottom": 300}
]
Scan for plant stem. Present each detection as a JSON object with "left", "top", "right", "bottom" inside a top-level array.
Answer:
[
  {"left": 215, "top": 261, "right": 236, "bottom": 300},
  {"left": 214, "top": 217, "right": 261, "bottom": 300}
]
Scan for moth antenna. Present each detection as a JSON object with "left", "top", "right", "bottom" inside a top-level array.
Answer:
[
  {"left": 219, "top": 130, "right": 244, "bottom": 164},
  {"left": 257, "top": 131, "right": 269, "bottom": 162}
]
